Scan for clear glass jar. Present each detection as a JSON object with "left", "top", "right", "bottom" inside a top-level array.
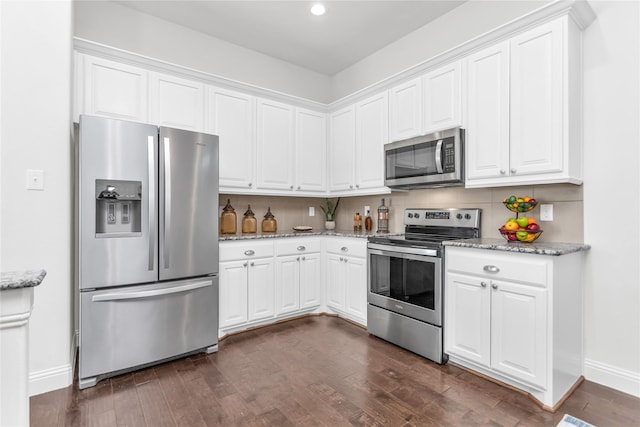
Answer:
[{"left": 377, "top": 198, "right": 389, "bottom": 233}]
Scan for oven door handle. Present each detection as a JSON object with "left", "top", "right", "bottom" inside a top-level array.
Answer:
[{"left": 368, "top": 243, "right": 439, "bottom": 258}]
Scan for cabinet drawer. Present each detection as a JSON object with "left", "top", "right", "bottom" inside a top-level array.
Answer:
[
  {"left": 276, "top": 238, "right": 321, "bottom": 256},
  {"left": 324, "top": 238, "right": 367, "bottom": 258},
  {"left": 446, "top": 247, "right": 548, "bottom": 287},
  {"left": 220, "top": 240, "right": 274, "bottom": 261}
]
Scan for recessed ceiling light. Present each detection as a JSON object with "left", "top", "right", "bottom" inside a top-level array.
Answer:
[{"left": 310, "top": 4, "right": 326, "bottom": 16}]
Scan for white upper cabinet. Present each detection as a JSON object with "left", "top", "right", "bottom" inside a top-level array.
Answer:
[
  {"left": 256, "top": 98, "right": 295, "bottom": 191},
  {"left": 423, "top": 60, "right": 463, "bottom": 134},
  {"left": 328, "top": 106, "right": 356, "bottom": 192},
  {"left": 465, "top": 17, "right": 583, "bottom": 188},
  {"left": 389, "top": 77, "right": 423, "bottom": 142},
  {"left": 149, "top": 72, "right": 205, "bottom": 131},
  {"left": 355, "top": 92, "right": 388, "bottom": 191},
  {"left": 295, "top": 108, "right": 327, "bottom": 192},
  {"left": 466, "top": 41, "right": 510, "bottom": 180},
  {"left": 208, "top": 87, "right": 255, "bottom": 191},
  {"left": 81, "top": 55, "right": 149, "bottom": 123}
]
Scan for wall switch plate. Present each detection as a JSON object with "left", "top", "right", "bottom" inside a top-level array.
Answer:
[
  {"left": 309, "top": 206, "right": 315, "bottom": 216},
  {"left": 26, "top": 169, "right": 44, "bottom": 190},
  {"left": 540, "top": 204, "right": 554, "bottom": 221}
]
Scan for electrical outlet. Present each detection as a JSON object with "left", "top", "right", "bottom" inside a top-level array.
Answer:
[
  {"left": 364, "top": 205, "right": 371, "bottom": 216},
  {"left": 540, "top": 204, "right": 554, "bottom": 221},
  {"left": 309, "top": 206, "right": 315, "bottom": 216}
]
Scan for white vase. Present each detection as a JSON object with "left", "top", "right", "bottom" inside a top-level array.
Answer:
[{"left": 325, "top": 220, "right": 336, "bottom": 230}]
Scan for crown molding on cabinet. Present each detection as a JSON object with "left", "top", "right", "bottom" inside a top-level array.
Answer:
[{"left": 74, "top": 37, "right": 328, "bottom": 113}]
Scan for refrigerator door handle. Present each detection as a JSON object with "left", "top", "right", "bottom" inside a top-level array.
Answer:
[
  {"left": 91, "top": 280, "right": 213, "bottom": 302},
  {"left": 163, "top": 137, "right": 172, "bottom": 269},
  {"left": 147, "top": 136, "right": 156, "bottom": 271}
]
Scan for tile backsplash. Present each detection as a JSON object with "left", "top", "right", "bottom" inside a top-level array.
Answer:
[{"left": 221, "top": 183, "right": 584, "bottom": 243}]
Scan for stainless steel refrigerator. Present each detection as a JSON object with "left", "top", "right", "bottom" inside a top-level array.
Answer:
[{"left": 76, "top": 115, "right": 219, "bottom": 389}]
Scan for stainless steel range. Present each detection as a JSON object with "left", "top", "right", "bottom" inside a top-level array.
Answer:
[{"left": 367, "top": 208, "right": 481, "bottom": 364}]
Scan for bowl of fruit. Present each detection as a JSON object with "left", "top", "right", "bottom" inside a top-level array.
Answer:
[
  {"left": 503, "top": 195, "right": 537, "bottom": 213},
  {"left": 499, "top": 216, "right": 543, "bottom": 243}
]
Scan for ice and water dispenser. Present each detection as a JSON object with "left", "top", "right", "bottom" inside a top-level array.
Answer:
[{"left": 95, "top": 180, "right": 142, "bottom": 237}]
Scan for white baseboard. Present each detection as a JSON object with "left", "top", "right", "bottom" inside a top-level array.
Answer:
[
  {"left": 584, "top": 358, "right": 640, "bottom": 398},
  {"left": 29, "top": 330, "right": 77, "bottom": 396}
]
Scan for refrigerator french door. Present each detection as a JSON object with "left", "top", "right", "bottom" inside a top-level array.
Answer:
[{"left": 77, "top": 115, "right": 219, "bottom": 389}]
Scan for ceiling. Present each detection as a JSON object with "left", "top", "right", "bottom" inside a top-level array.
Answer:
[{"left": 114, "top": 1, "right": 466, "bottom": 76}]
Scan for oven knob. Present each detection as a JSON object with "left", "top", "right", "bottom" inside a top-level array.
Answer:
[
  {"left": 408, "top": 213, "right": 413, "bottom": 218},
  {"left": 456, "top": 213, "right": 463, "bottom": 220},
  {"left": 465, "top": 214, "right": 472, "bottom": 220},
  {"left": 414, "top": 213, "right": 419, "bottom": 219}
]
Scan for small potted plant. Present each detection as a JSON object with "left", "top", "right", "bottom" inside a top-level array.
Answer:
[{"left": 320, "top": 197, "right": 340, "bottom": 230}]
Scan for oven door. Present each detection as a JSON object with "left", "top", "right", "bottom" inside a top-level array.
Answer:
[{"left": 368, "top": 243, "right": 442, "bottom": 326}]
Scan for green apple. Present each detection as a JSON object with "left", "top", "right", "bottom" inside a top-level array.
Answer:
[
  {"left": 516, "top": 231, "right": 529, "bottom": 241},
  {"left": 516, "top": 217, "right": 529, "bottom": 228}
]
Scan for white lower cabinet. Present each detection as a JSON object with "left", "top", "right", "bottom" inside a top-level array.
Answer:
[
  {"left": 445, "top": 246, "right": 584, "bottom": 409},
  {"left": 324, "top": 238, "right": 367, "bottom": 326},
  {"left": 274, "top": 239, "right": 322, "bottom": 315}
]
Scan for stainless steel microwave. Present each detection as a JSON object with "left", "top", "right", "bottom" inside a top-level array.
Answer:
[{"left": 384, "top": 127, "right": 464, "bottom": 189}]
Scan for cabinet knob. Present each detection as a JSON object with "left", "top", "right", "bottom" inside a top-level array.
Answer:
[
  {"left": 248, "top": 182, "right": 252, "bottom": 187},
  {"left": 483, "top": 265, "right": 500, "bottom": 273},
  {"left": 349, "top": 185, "right": 353, "bottom": 189},
  {"left": 491, "top": 283, "right": 498, "bottom": 290},
  {"left": 297, "top": 257, "right": 300, "bottom": 261},
  {"left": 339, "top": 257, "right": 344, "bottom": 262},
  {"left": 250, "top": 262, "right": 255, "bottom": 267},
  {"left": 341, "top": 246, "right": 348, "bottom": 252},
  {"left": 297, "top": 186, "right": 301, "bottom": 190},
  {"left": 356, "top": 184, "right": 360, "bottom": 188},
  {"left": 500, "top": 169, "right": 506, "bottom": 175},
  {"left": 297, "top": 246, "right": 306, "bottom": 251},
  {"left": 481, "top": 281, "right": 488, "bottom": 288},
  {"left": 302, "top": 256, "right": 306, "bottom": 261},
  {"left": 243, "top": 262, "right": 248, "bottom": 267},
  {"left": 244, "top": 250, "right": 255, "bottom": 256},
  {"left": 510, "top": 168, "right": 517, "bottom": 174},
  {"left": 290, "top": 185, "right": 294, "bottom": 189}
]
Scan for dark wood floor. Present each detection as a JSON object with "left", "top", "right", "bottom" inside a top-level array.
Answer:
[{"left": 31, "top": 316, "right": 640, "bottom": 426}]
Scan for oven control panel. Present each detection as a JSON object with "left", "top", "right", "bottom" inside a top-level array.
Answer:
[{"left": 404, "top": 208, "right": 481, "bottom": 228}]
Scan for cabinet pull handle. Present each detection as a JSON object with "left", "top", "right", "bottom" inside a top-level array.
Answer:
[
  {"left": 302, "top": 256, "right": 306, "bottom": 261},
  {"left": 481, "top": 281, "right": 488, "bottom": 288},
  {"left": 500, "top": 169, "right": 506, "bottom": 175},
  {"left": 297, "top": 246, "right": 306, "bottom": 251},
  {"left": 297, "top": 257, "right": 300, "bottom": 261},
  {"left": 250, "top": 262, "right": 255, "bottom": 267},
  {"left": 339, "top": 257, "right": 344, "bottom": 262},
  {"left": 243, "top": 262, "right": 248, "bottom": 267},
  {"left": 244, "top": 250, "right": 255, "bottom": 256},
  {"left": 356, "top": 184, "right": 360, "bottom": 188},
  {"left": 290, "top": 185, "right": 294, "bottom": 189},
  {"left": 344, "top": 258, "right": 348, "bottom": 263},
  {"left": 510, "top": 168, "right": 517, "bottom": 174},
  {"left": 341, "top": 246, "right": 348, "bottom": 252},
  {"left": 349, "top": 185, "right": 353, "bottom": 189},
  {"left": 297, "top": 186, "right": 301, "bottom": 190},
  {"left": 491, "top": 283, "right": 498, "bottom": 290},
  {"left": 483, "top": 265, "right": 500, "bottom": 273},
  {"left": 248, "top": 182, "right": 252, "bottom": 187}
]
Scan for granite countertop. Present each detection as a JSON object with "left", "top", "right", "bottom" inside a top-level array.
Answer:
[
  {"left": 443, "top": 238, "right": 591, "bottom": 256},
  {"left": 220, "top": 229, "right": 402, "bottom": 241},
  {"left": 1, "top": 270, "right": 47, "bottom": 290}
]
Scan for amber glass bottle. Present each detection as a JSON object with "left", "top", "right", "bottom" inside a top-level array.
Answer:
[
  {"left": 242, "top": 205, "right": 257, "bottom": 233},
  {"left": 220, "top": 199, "right": 237, "bottom": 234},
  {"left": 261, "top": 207, "right": 277, "bottom": 233}
]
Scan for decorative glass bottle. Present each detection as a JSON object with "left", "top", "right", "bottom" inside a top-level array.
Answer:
[
  {"left": 241, "top": 205, "right": 257, "bottom": 234},
  {"left": 377, "top": 198, "right": 389, "bottom": 233},
  {"left": 261, "top": 207, "right": 277, "bottom": 233},
  {"left": 364, "top": 209, "right": 373, "bottom": 231},
  {"left": 220, "top": 199, "right": 237, "bottom": 234}
]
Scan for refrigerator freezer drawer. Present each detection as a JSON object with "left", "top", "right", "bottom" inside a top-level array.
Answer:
[{"left": 79, "top": 276, "right": 218, "bottom": 387}]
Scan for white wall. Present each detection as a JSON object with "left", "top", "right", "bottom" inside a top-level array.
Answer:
[
  {"left": 73, "top": 1, "right": 333, "bottom": 104},
  {"left": 582, "top": 0, "right": 640, "bottom": 397},
  {"left": 330, "top": 0, "right": 551, "bottom": 100},
  {"left": 0, "top": 0, "right": 74, "bottom": 395}
]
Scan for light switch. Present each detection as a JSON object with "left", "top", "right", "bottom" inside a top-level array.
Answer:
[
  {"left": 540, "top": 204, "right": 553, "bottom": 221},
  {"left": 309, "top": 206, "right": 315, "bottom": 217},
  {"left": 26, "top": 169, "right": 44, "bottom": 190}
]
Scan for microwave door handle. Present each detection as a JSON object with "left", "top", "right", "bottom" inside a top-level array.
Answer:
[{"left": 435, "top": 139, "right": 444, "bottom": 173}]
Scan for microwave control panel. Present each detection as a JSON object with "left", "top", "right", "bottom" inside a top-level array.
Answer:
[{"left": 442, "top": 139, "right": 456, "bottom": 173}]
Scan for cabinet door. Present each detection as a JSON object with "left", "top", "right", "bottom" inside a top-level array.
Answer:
[
  {"left": 256, "top": 98, "right": 295, "bottom": 190},
  {"left": 149, "top": 72, "right": 204, "bottom": 131},
  {"left": 328, "top": 106, "right": 356, "bottom": 191},
  {"left": 82, "top": 55, "right": 148, "bottom": 122},
  {"left": 389, "top": 77, "right": 423, "bottom": 141},
  {"left": 326, "top": 254, "right": 346, "bottom": 310},
  {"left": 219, "top": 260, "right": 249, "bottom": 329},
  {"left": 209, "top": 88, "right": 255, "bottom": 190},
  {"left": 423, "top": 61, "right": 462, "bottom": 134},
  {"left": 248, "top": 258, "right": 275, "bottom": 321},
  {"left": 509, "top": 19, "right": 563, "bottom": 177},
  {"left": 275, "top": 255, "right": 300, "bottom": 315},
  {"left": 344, "top": 256, "right": 367, "bottom": 324},
  {"left": 445, "top": 272, "right": 491, "bottom": 367},
  {"left": 465, "top": 42, "right": 510, "bottom": 181},
  {"left": 491, "top": 280, "right": 547, "bottom": 389},
  {"left": 295, "top": 108, "right": 326, "bottom": 192},
  {"left": 300, "top": 253, "right": 321, "bottom": 309},
  {"left": 356, "top": 92, "right": 388, "bottom": 190}
]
